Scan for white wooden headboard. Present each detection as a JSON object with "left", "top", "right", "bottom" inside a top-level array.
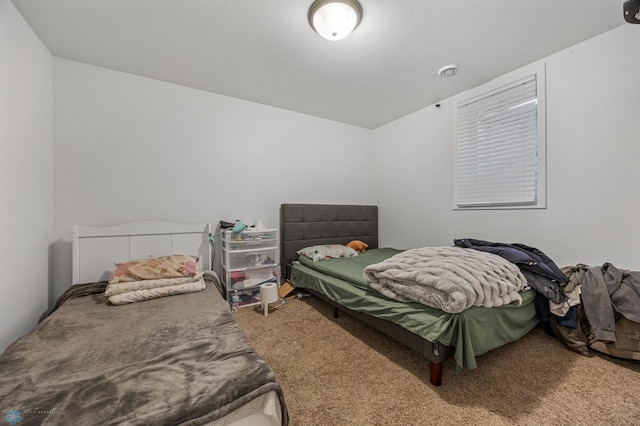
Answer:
[{"left": 72, "top": 221, "right": 211, "bottom": 284}]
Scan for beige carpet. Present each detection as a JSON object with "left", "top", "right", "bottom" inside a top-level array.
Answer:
[{"left": 234, "top": 297, "right": 640, "bottom": 426}]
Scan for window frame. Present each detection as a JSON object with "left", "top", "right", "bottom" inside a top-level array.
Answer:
[{"left": 452, "top": 63, "right": 547, "bottom": 210}]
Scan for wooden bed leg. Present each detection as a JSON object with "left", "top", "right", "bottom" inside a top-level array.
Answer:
[
  {"left": 429, "top": 361, "right": 443, "bottom": 387},
  {"left": 333, "top": 307, "right": 339, "bottom": 318}
]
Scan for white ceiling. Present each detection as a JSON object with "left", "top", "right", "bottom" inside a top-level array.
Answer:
[{"left": 12, "top": 0, "right": 625, "bottom": 129}]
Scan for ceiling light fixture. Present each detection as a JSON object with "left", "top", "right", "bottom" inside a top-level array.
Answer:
[
  {"left": 308, "top": 0, "right": 363, "bottom": 41},
  {"left": 438, "top": 64, "right": 459, "bottom": 78}
]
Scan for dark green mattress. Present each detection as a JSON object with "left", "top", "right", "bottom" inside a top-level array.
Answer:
[{"left": 291, "top": 248, "right": 539, "bottom": 370}]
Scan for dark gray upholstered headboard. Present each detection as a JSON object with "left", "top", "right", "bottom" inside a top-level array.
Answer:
[{"left": 280, "top": 204, "right": 378, "bottom": 280}]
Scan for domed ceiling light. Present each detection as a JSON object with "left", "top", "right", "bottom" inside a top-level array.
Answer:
[{"left": 308, "top": 0, "right": 363, "bottom": 41}]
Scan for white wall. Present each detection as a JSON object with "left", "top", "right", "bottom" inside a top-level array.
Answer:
[
  {"left": 0, "top": 0, "right": 53, "bottom": 352},
  {"left": 53, "top": 58, "right": 374, "bottom": 299},
  {"left": 371, "top": 24, "right": 640, "bottom": 270},
  {"left": 16, "top": 18, "right": 640, "bottom": 324}
]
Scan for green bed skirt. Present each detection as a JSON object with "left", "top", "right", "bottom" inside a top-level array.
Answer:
[{"left": 291, "top": 248, "right": 539, "bottom": 370}]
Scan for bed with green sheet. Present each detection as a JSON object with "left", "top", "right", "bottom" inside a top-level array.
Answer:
[{"left": 280, "top": 204, "right": 539, "bottom": 386}]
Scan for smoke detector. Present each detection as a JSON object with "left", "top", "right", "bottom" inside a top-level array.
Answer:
[{"left": 438, "top": 64, "right": 458, "bottom": 77}]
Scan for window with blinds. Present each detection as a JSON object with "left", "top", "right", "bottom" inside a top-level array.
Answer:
[{"left": 454, "top": 70, "right": 546, "bottom": 209}]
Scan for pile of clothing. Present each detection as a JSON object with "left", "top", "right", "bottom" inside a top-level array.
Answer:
[
  {"left": 455, "top": 238, "right": 640, "bottom": 360},
  {"left": 558, "top": 263, "right": 640, "bottom": 360}
]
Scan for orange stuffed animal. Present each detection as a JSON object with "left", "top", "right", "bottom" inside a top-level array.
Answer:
[{"left": 347, "top": 240, "right": 368, "bottom": 254}]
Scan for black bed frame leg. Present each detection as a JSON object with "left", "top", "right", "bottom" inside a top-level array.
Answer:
[
  {"left": 333, "top": 307, "right": 339, "bottom": 318},
  {"left": 430, "top": 362, "right": 443, "bottom": 386}
]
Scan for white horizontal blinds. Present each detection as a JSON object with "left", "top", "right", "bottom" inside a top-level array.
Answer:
[{"left": 456, "top": 74, "right": 539, "bottom": 207}]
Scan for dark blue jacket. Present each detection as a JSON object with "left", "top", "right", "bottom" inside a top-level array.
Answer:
[
  {"left": 453, "top": 238, "right": 570, "bottom": 307},
  {"left": 453, "top": 238, "right": 568, "bottom": 283}
]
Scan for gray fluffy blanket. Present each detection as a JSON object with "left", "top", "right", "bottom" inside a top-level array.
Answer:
[
  {"left": 0, "top": 276, "right": 288, "bottom": 425},
  {"left": 364, "top": 246, "right": 527, "bottom": 313}
]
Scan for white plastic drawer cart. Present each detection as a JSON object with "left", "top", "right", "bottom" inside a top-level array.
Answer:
[{"left": 221, "top": 228, "right": 280, "bottom": 309}]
